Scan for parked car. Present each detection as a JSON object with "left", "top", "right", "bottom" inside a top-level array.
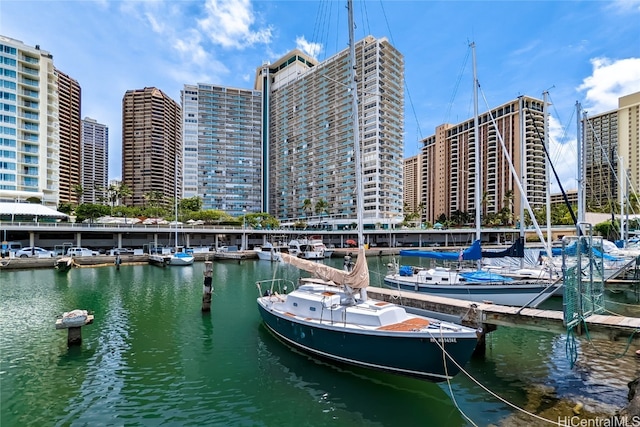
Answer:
[
  {"left": 16, "top": 247, "right": 54, "bottom": 258},
  {"left": 67, "top": 247, "right": 99, "bottom": 257},
  {"left": 1, "top": 241, "right": 22, "bottom": 257}
]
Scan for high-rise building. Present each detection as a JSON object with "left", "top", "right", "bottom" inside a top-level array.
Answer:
[
  {"left": 421, "top": 96, "right": 547, "bottom": 226},
  {"left": 582, "top": 92, "right": 640, "bottom": 211},
  {"left": 0, "top": 35, "right": 59, "bottom": 206},
  {"left": 181, "top": 84, "right": 262, "bottom": 215},
  {"left": 257, "top": 36, "right": 404, "bottom": 224},
  {"left": 615, "top": 92, "right": 640, "bottom": 201},
  {"left": 121, "top": 87, "right": 182, "bottom": 207},
  {"left": 81, "top": 117, "right": 108, "bottom": 204},
  {"left": 56, "top": 68, "right": 81, "bottom": 205},
  {"left": 403, "top": 154, "right": 422, "bottom": 219}
]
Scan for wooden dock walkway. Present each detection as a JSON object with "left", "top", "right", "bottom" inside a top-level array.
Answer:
[{"left": 366, "top": 286, "right": 640, "bottom": 344}]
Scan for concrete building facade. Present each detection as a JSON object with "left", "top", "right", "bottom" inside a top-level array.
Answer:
[
  {"left": 181, "top": 84, "right": 262, "bottom": 216},
  {"left": 421, "top": 96, "right": 547, "bottom": 226},
  {"left": 258, "top": 36, "right": 404, "bottom": 225},
  {"left": 583, "top": 91, "right": 640, "bottom": 211},
  {"left": 0, "top": 35, "right": 59, "bottom": 206},
  {"left": 121, "top": 87, "right": 182, "bottom": 207},
  {"left": 403, "top": 154, "right": 422, "bottom": 216},
  {"left": 81, "top": 117, "right": 108, "bottom": 204},
  {"left": 56, "top": 68, "right": 81, "bottom": 205}
]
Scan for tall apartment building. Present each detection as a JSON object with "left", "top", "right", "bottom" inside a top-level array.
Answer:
[
  {"left": 583, "top": 91, "right": 640, "bottom": 210},
  {"left": 81, "top": 117, "right": 108, "bottom": 204},
  {"left": 421, "top": 96, "right": 547, "bottom": 225},
  {"left": 257, "top": 36, "right": 404, "bottom": 223},
  {"left": 615, "top": 92, "right": 640, "bottom": 200},
  {"left": 56, "top": 68, "right": 81, "bottom": 205},
  {"left": 122, "top": 87, "right": 182, "bottom": 207},
  {"left": 181, "top": 84, "right": 262, "bottom": 215},
  {"left": 0, "top": 35, "right": 59, "bottom": 206},
  {"left": 403, "top": 154, "right": 422, "bottom": 215}
]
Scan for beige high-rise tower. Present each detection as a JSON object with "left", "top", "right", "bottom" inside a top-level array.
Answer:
[
  {"left": 421, "top": 96, "right": 547, "bottom": 226},
  {"left": 56, "top": 69, "right": 81, "bottom": 205},
  {"left": 121, "top": 87, "right": 182, "bottom": 207}
]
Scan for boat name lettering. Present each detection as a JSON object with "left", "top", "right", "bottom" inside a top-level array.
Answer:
[{"left": 430, "top": 337, "right": 457, "bottom": 343}]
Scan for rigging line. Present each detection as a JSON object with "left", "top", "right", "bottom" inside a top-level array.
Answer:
[
  {"left": 437, "top": 328, "right": 478, "bottom": 427},
  {"left": 524, "top": 105, "right": 579, "bottom": 229},
  {"left": 376, "top": 0, "right": 423, "bottom": 143},
  {"left": 443, "top": 45, "right": 471, "bottom": 125},
  {"left": 427, "top": 329, "right": 560, "bottom": 426},
  {"left": 546, "top": 92, "right": 576, "bottom": 171}
]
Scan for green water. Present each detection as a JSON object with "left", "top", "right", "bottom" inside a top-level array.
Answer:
[{"left": 1, "top": 258, "right": 638, "bottom": 426}]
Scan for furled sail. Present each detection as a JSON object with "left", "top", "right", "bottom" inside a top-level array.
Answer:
[{"left": 281, "top": 248, "right": 369, "bottom": 289}]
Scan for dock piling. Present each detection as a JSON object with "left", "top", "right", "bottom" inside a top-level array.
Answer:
[
  {"left": 55, "top": 310, "right": 94, "bottom": 346},
  {"left": 202, "top": 261, "right": 213, "bottom": 311}
]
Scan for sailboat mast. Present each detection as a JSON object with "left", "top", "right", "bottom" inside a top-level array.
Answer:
[
  {"left": 174, "top": 144, "right": 178, "bottom": 250},
  {"left": 348, "top": 0, "right": 364, "bottom": 247},
  {"left": 471, "top": 42, "right": 481, "bottom": 244},
  {"left": 576, "top": 101, "right": 585, "bottom": 232}
]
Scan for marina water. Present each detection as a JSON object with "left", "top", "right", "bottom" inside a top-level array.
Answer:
[{"left": 1, "top": 257, "right": 639, "bottom": 426}]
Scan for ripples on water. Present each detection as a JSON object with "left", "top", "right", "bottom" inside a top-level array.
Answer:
[{"left": 1, "top": 260, "right": 639, "bottom": 426}]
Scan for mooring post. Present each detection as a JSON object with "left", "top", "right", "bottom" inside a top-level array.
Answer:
[
  {"left": 202, "top": 261, "right": 213, "bottom": 311},
  {"left": 55, "top": 310, "right": 94, "bottom": 346}
]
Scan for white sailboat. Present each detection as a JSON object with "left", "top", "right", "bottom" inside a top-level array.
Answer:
[
  {"left": 383, "top": 43, "right": 559, "bottom": 307},
  {"left": 255, "top": 1, "right": 478, "bottom": 382},
  {"left": 167, "top": 151, "right": 194, "bottom": 267}
]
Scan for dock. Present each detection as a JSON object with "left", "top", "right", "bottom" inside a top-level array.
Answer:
[{"left": 366, "top": 286, "right": 640, "bottom": 344}]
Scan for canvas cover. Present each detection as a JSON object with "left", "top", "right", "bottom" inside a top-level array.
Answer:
[{"left": 281, "top": 248, "right": 370, "bottom": 289}]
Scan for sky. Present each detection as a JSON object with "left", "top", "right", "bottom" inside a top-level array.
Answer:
[{"left": 2, "top": 0, "right": 640, "bottom": 195}]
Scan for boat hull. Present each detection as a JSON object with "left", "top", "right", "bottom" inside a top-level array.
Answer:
[
  {"left": 257, "top": 301, "right": 477, "bottom": 382},
  {"left": 255, "top": 250, "right": 283, "bottom": 262},
  {"left": 167, "top": 255, "right": 194, "bottom": 266},
  {"left": 383, "top": 275, "right": 557, "bottom": 307}
]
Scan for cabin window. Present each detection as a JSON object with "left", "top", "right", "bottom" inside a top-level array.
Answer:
[
  {"left": 310, "top": 307, "right": 316, "bottom": 312},
  {"left": 292, "top": 302, "right": 298, "bottom": 307}
]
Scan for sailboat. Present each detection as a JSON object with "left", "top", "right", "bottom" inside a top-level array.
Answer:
[
  {"left": 167, "top": 149, "right": 194, "bottom": 267},
  {"left": 383, "top": 44, "right": 559, "bottom": 308},
  {"left": 255, "top": 1, "right": 478, "bottom": 382}
]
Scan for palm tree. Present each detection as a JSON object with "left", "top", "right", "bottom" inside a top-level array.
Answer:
[
  {"left": 302, "top": 198, "right": 313, "bottom": 218},
  {"left": 314, "top": 199, "right": 328, "bottom": 216},
  {"left": 72, "top": 184, "right": 84, "bottom": 205}
]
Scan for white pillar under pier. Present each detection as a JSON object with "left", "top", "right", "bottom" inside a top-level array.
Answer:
[{"left": 76, "top": 233, "right": 82, "bottom": 247}]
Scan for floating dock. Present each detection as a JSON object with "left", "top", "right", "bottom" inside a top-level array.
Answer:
[{"left": 366, "top": 286, "right": 640, "bottom": 344}]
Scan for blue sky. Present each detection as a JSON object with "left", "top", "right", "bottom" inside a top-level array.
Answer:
[{"left": 2, "top": 0, "right": 640, "bottom": 194}]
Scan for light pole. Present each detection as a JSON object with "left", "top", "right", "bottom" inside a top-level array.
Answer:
[{"left": 242, "top": 209, "right": 247, "bottom": 250}]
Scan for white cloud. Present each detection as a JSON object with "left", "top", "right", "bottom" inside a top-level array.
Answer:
[
  {"left": 548, "top": 115, "right": 578, "bottom": 192},
  {"left": 295, "top": 36, "right": 322, "bottom": 59},
  {"left": 578, "top": 57, "right": 640, "bottom": 113},
  {"left": 198, "top": 0, "right": 273, "bottom": 49}
]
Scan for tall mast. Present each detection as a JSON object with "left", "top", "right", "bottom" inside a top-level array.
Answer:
[
  {"left": 471, "top": 42, "right": 481, "bottom": 245},
  {"left": 348, "top": 0, "right": 364, "bottom": 248},
  {"left": 576, "top": 101, "right": 585, "bottom": 233},
  {"left": 543, "top": 91, "right": 552, "bottom": 253}
]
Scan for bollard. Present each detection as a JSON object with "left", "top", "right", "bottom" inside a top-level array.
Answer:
[
  {"left": 202, "top": 261, "right": 213, "bottom": 311},
  {"left": 55, "top": 309, "right": 94, "bottom": 346}
]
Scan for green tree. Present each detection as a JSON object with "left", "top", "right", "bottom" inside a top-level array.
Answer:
[
  {"left": 302, "top": 199, "right": 313, "bottom": 218},
  {"left": 314, "top": 199, "right": 328, "bottom": 216},
  {"left": 180, "top": 196, "right": 203, "bottom": 212},
  {"left": 72, "top": 184, "right": 84, "bottom": 205},
  {"left": 74, "top": 203, "right": 109, "bottom": 223}
]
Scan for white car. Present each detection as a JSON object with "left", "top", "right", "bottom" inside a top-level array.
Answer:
[
  {"left": 16, "top": 247, "right": 54, "bottom": 258},
  {"left": 67, "top": 247, "right": 99, "bottom": 257}
]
